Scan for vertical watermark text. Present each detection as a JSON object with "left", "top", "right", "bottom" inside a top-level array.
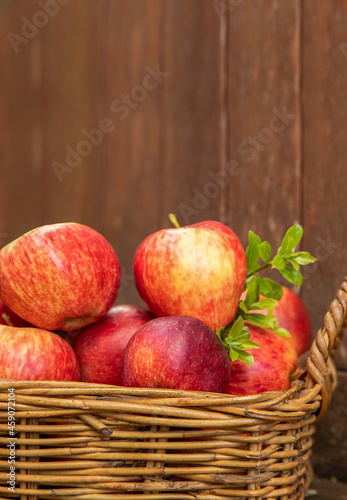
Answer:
[{"left": 7, "top": 388, "right": 16, "bottom": 493}]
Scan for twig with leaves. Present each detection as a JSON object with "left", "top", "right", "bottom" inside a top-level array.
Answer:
[{"left": 217, "top": 224, "right": 316, "bottom": 366}]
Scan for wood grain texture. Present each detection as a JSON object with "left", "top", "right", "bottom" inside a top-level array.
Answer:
[
  {"left": 0, "top": 0, "right": 105, "bottom": 238},
  {"left": 98, "top": 0, "right": 164, "bottom": 306},
  {"left": 301, "top": 0, "right": 347, "bottom": 367},
  {"left": 43, "top": 0, "right": 104, "bottom": 228},
  {"left": 99, "top": 0, "right": 225, "bottom": 306},
  {"left": 0, "top": 0, "right": 47, "bottom": 242},
  {"left": 158, "top": 0, "right": 226, "bottom": 227},
  {"left": 225, "top": 0, "right": 302, "bottom": 251}
]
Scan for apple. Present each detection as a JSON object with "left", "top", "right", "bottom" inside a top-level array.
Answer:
[
  {"left": 0, "top": 223, "right": 121, "bottom": 331},
  {"left": 0, "top": 298, "right": 32, "bottom": 327},
  {"left": 121, "top": 316, "right": 231, "bottom": 393},
  {"left": 74, "top": 304, "right": 155, "bottom": 385},
  {"left": 266, "top": 287, "right": 312, "bottom": 356},
  {"left": 226, "top": 323, "right": 298, "bottom": 395},
  {"left": 133, "top": 220, "right": 247, "bottom": 331},
  {"left": 0, "top": 325, "right": 79, "bottom": 381},
  {"left": 241, "top": 286, "right": 312, "bottom": 356}
]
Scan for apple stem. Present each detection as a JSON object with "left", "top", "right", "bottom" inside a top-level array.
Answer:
[
  {"left": 2, "top": 313, "right": 13, "bottom": 327},
  {"left": 168, "top": 213, "right": 181, "bottom": 229},
  {"left": 247, "top": 262, "right": 271, "bottom": 278}
]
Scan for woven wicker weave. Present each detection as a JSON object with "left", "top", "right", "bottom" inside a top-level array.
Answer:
[{"left": 0, "top": 277, "right": 346, "bottom": 500}]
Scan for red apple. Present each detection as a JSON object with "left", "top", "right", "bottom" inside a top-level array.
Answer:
[
  {"left": 0, "top": 325, "right": 79, "bottom": 381},
  {"left": 268, "top": 287, "right": 312, "bottom": 356},
  {"left": 0, "top": 223, "right": 121, "bottom": 331},
  {"left": 74, "top": 304, "right": 155, "bottom": 385},
  {"left": 226, "top": 323, "right": 298, "bottom": 395},
  {"left": 121, "top": 316, "right": 231, "bottom": 393},
  {"left": 0, "top": 298, "right": 32, "bottom": 327},
  {"left": 133, "top": 220, "right": 247, "bottom": 331},
  {"left": 241, "top": 286, "right": 312, "bottom": 356}
]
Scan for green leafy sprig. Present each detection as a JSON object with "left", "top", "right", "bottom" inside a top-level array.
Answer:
[
  {"left": 246, "top": 223, "right": 316, "bottom": 287},
  {"left": 218, "top": 223, "right": 316, "bottom": 366},
  {"left": 216, "top": 316, "right": 260, "bottom": 367}
]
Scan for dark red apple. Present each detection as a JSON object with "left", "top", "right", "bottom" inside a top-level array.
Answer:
[
  {"left": 0, "top": 298, "right": 32, "bottom": 327},
  {"left": 133, "top": 220, "right": 247, "bottom": 331},
  {"left": 226, "top": 323, "right": 298, "bottom": 395},
  {"left": 0, "top": 325, "right": 79, "bottom": 381},
  {"left": 241, "top": 286, "right": 312, "bottom": 356},
  {"left": 0, "top": 223, "right": 121, "bottom": 331},
  {"left": 74, "top": 305, "right": 155, "bottom": 385},
  {"left": 121, "top": 316, "right": 231, "bottom": 393}
]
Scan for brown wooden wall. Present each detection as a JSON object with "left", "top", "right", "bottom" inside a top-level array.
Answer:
[{"left": 0, "top": 0, "right": 347, "bottom": 481}]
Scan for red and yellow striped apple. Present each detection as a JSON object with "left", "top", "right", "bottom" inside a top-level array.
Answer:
[
  {"left": 0, "top": 325, "right": 79, "bottom": 381},
  {"left": 0, "top": 223, "right": 121, "bottom": 331},
  {"left": 133, "top": 220, "right": 247, "bottom": 331}
]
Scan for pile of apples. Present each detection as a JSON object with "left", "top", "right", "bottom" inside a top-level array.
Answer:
[{"left": 0, "top": 220, "right": 312, "bottom": 395}]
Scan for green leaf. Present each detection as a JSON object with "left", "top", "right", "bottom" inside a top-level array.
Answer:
[
  {"left": 231, "top": 349, "right": 255, "bottom": 367},
  {"left": 249, "top": 298, "right": 279, "bottom": 310},
  {"left": 280, "top": 266, "right": 303, "bottom": 286},
  {"left": 245, "top": 276, "right": 259, "bottom": 308},
  {"left": 246, "top": 230, "right": 262, "bottom": 274},
  {"left": 230, "top": 348, "right": 239, "bottom": 362},
  {"left": 237, "top": 340, "right": 261, "bottom": 350},
  {"left": 278, "top": 223, "right": 303, "bottom": 255},
  {"left": 272, "top": 327, "right": 291, "bottom": 338},
  {"left": 242, "top": 312, "right": 278, "bottom": 329},
  {"left": 291, "top": 251, "right": 317, "bottom": 266},
  {"left": 215, "top": 327, "right": 223, "bottom": 342},
  {"left": 257, "top": 241, "right": 272, "bottom": 264},
  {"left": 272, "top": 254, "right": 286, "bottom": 271},
  {"left": 257, "top": 276, "right": 272, "bottom": 293},
  {"left": 287, "top": 257, "right": 300, "bottom": 271},
  {"left": 257, "top": 277, "right": 283, "bottom": 300},
  {"left": 229, "top": 315, "right": 244, "bottom": 337},
  {"left": 219, "top": 317, "right": 260, "bottom": 367},
  {"left": 238, "top": 301, "right": 249, "bottom": 314}
]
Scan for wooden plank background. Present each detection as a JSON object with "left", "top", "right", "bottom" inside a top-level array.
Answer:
[{"left": 0, "top": 0, "right": 346, "bottom": 483}]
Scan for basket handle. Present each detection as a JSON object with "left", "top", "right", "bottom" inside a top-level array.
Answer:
[{"left": 305, "top": 276, "right": 347, "bottom": 420}]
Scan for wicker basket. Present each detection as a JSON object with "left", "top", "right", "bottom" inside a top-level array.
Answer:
[{"left": 0, "top": 278, "right": 346, "bottom": 500}]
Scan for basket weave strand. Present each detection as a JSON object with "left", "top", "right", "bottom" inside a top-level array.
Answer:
[
  {"left": 305, "top": 276, "right": 347, "bottom": 419},
  {"left": 0, "top": 277, "right": 346, "bottom": 499}
]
